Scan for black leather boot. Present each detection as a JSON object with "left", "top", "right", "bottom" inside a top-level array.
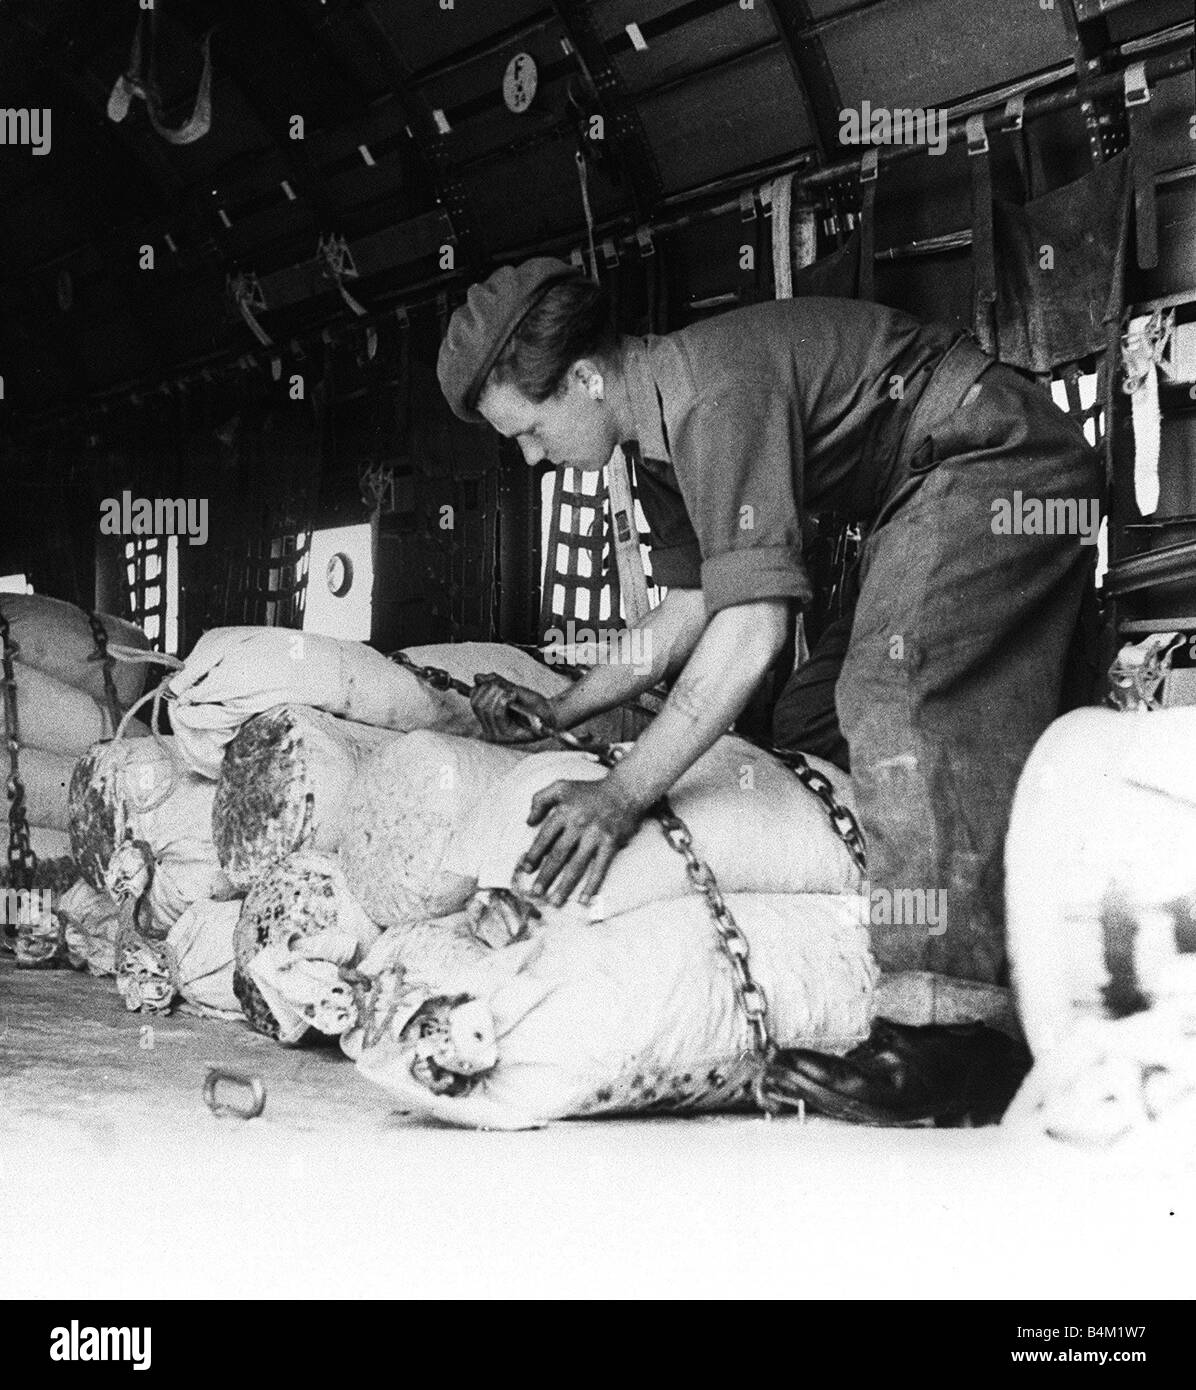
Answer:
[{"left": 766, "top": 1019, "right": 1032, "bottom": 1127}]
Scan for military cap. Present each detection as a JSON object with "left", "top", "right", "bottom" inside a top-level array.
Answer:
[{"left": 437, "top": 256, "right": 585, "bottom": 423}]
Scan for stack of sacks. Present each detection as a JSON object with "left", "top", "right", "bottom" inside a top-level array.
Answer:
[
  {"left": 348, "top": 735, "right": 877, "bottom": 1128},
  {"left": 68, "top": 735, "right": 231, "bottom": 938},
  {"left": 166, "top": 627, "right": 649, "bottom": 779},
  {"left": 212, "top": 705, "right": 403, "bottom": 891},
  {"left": 1003, "top": 707, "right": 1196, "bottom": 1153},
  {"left": 0, "top": 595, "right": 151, "bottom": 888},
  {"left": 337, "top": 730, "right": 528, "bottom": 931},
  {"left": 232, "top": 853, "right": 381, "bottom": 1042}
]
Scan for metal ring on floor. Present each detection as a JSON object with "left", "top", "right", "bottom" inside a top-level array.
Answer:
[{"left": 203, "top": 1067, "right": 266, "bottom": 1119}]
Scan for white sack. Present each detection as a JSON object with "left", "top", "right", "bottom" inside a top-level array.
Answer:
[
  {"left": 12, "top": 660, "right": 148, "bottom": 756},
  {"left": 233, "top": 852, "right": 382, "bottom": 1042},
  {"left": 338, "top": 731, "right": 527, "bottom": 931},
  {"left": 0, "top": 593, "right": 150, "bottom": 708},
  {"left": 29, "top": 825, "right": 72, "bottom": 863},
  {"left": 167, "top": 628, "right": 463, "bottom": 778},
  {"left": 16, "top": 747, "right": 76, "bottom": 831},
  {"left": 1004, "top": 707, "right": 1196, "bottom": 1148},
  {"left": 166, "top": 898, "right": 243, "bottom": 1018},
  {"left": 1006, "top": 707, "right": 1196, "bottom": 1058},
  {"left": 68, "top": 736, "right": 229, "bottom": 938},
  {"left": 460, "top": 735, "right": 863, "bottom": 917},
  {"left": 213, "top": 704, "right": 402, "bottom": 891},
  {"left": 353, "top": 891, "right": 877, "bottom": 1129},
  {"left": 56, "top": 880, "right": 122, "bottom": 976}
]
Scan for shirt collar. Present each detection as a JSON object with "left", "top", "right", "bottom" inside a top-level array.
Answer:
[{"left": 620, "top": 335, "right": 671, "bottom": 464}]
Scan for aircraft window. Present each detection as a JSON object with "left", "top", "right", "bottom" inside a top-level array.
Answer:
[{"left": 303, "top": 524, "right": 374, "bottom": 642}]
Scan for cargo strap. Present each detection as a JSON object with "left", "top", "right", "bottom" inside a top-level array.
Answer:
[
  {"left": 391, "top": 651, "right": 783, "bottom": 1109},
  {"left": 0, "top": 604, "right": 37, "bottom": 901},
  {"left": 1123, "top": 63, "right": 1158, "bottom": 271},
  {"left": 966, "top": 115, "right": 997, "bottom": 355},
  {"left": 857, "top": 149, "right": 879, "bottom": 303},
  {"left": 86, "top": 610, "right": 126, "bottom": 735}
]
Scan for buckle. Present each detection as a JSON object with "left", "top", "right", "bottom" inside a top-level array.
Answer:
[
  {"left": 966, "top": 114, "right": 989, "bottom": 157},
  {"left": 859, "top": 148, "right": 879, "bottom": 184},
  {"left": 1002, "top": 95, "right": 1024, "bottom": 131},
  {"left": 1124, "top": 61, "right": 1150, "bottom": 107},
  {"left": 739, "top": 188, "right": 757, "bottom": 222},
  {"left": 635, "top": 225, "right": 654, "bottom": 257}
]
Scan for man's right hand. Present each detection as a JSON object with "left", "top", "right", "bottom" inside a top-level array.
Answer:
[{"left": 470, "top": 673, "right": 559, "bottom": 743}]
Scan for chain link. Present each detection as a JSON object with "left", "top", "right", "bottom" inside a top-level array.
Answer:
[
  {"left": 86, "top": 610, "right": 125, "bottom": 734},
  {"left": 390, "top": 656, "right": 876, "bottom": 1113},
  {"left": 391, "top": 652, "right": 780, "bottom": 1102},
  {"left": 0, "top": 604, "right": 38, "bottom": 901},
  {"left": 771, "top": 747, "right": 868, "bottom": 876}
]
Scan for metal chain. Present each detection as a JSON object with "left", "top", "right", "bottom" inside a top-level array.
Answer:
[
  {"left": 391, "top": 652, "right": 779, "bottom": 1106},
  {"left": 0, "top": 605, "right": 38, "bottom": 900},
  {"left": 86, "top": 610, "right": 125, "bottom": 733},
  {"left": 770, "top": 747, "right": 868, "bottom": 876}
]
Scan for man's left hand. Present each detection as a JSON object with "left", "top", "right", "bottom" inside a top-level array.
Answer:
[{"left": 519, "top": 778, "right": 646, "bottom": 908}]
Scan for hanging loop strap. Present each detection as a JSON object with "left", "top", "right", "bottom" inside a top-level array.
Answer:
[
  {"left": 228, "top": 272, "right": 273, "bottom": 348},
  {"left": 318, "top": 234, "right": 368, "bottom": 318},
  {"left": 966, "top": 114, "right": 997, "bottom": 355},
  {"left": 1123, "top": 63, "right": 1158, "bottom": 271},
  {"left": 857, "top": 149, "right": 879, "bottom": 303}
]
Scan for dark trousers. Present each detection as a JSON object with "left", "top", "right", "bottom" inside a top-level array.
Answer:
[{"left": 773, "top": 366, "right": 1103, "bottom": 985}]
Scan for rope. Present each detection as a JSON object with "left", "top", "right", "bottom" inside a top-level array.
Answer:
[{"left": 108, "top": 669, "right": 186, "bottom": 816}]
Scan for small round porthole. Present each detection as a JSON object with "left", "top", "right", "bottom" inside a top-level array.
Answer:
[{"left": 326, "top": 552, "right": 354, "bottom": 597}]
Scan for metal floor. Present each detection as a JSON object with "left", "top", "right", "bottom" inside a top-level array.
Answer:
[{"left": 0, "top": 956, "right": 1185, "bottom": 1300}]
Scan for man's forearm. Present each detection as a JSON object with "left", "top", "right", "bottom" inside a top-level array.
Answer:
[
  {"left": 604, "top": 599, "right": 790, "bottom": 811},
  {"left": 549, "top": 587, "right": 708, "bottom": 729}
]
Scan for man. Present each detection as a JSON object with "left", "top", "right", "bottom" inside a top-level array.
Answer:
[{"left": 437, "top": 256, "right": 1100, "bottom": 1123}]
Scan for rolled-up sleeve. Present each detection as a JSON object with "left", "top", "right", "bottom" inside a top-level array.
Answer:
[{"left": 671, "top": 383, "right": 813, "bottom": 613}]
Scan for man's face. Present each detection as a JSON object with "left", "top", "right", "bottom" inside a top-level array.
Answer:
[{"left": 478, "top": 361, "right": 619, "bottom": 472}]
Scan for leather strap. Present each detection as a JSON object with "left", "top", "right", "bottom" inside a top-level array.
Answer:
[
  {"left": 895, "top": 335, "right": 994, "bottom": 478},
  {"left": 857, "top": 148, "right": 879, "bottom": 302},
  {"left": 1124, "top": 62, "right": 1158, "bottom": 270},
  {"left": 967, "top": 114, "right": 997, "bottom": 355}
]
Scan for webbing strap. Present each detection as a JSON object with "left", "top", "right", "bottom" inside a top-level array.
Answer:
[
  {"left": 1124, "top": 63, "right": 1158, "bottom": 270},
  {"left": 857, "top": 149, "right": 879, "bottom": 303},
  {"left": 967, "top": 114, "right": 997, "bottom": 355}
]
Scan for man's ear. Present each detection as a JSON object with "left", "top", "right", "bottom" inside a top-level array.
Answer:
[{"left": 572, "top": 359, "right": 605, "bottom": 401}]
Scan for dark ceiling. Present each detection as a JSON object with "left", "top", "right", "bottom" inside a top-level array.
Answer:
[{"left": 0, "top": 0, "right": 1191, "bottom": 422}]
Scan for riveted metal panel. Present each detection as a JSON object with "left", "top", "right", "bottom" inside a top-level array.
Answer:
[
  {"left": 638, "top": 47, "right": 813, "bottom": 194},
  {"left": 367, "top": 0, "right": 547, "bottom": 74},
  {"left": 823, "top": 0, "right": 1074, "bottom": 112}
]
